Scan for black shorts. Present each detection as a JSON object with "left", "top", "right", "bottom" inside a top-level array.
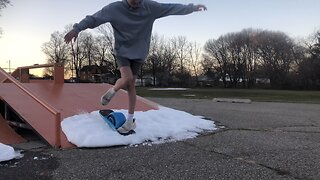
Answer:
[{"left": 116, "top": 56, "right": 143, "bottom": 76}]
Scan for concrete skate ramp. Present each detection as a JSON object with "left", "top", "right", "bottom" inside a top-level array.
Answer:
[{"left": 0, "top": 67, "right": 158, "bottom": 148}]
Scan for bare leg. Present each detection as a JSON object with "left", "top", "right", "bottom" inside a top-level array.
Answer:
[
  {"left": 113, "top": 67, "right": 136, "bottom": 114},
  {"left": 112, "top": 66, "right": 137, "bottom": 133},
  {"left": 113, "top": 67, "right": 133, "bottom": 92},
  {"left": 127, "top": 75, "right": 137, "bottom": 114}
]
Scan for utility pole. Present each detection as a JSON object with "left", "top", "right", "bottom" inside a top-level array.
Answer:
[
  {"left": 4, "top": 60, "right": 12, "bottom": 73},
  {"left": 8, "top": 60, "right": 11, "bottom": 74}
]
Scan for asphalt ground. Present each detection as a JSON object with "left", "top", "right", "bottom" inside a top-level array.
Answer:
[{"left": 1, "top": 98, "right": 320, "bottom": 180}]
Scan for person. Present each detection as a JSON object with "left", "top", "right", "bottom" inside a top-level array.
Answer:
[{"left": 64, "top": 0, "right": 207, "bottom": 134}]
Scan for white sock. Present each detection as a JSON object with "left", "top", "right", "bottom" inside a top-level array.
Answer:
[
  {"left": 109, "top": 87, "right": 115, "bottom": 94},
  {"left": 127, "top": 113, "right": 134, "bottom": 121}
]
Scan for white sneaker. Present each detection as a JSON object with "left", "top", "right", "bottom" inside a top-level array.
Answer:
[
  {"left": 117, "top": 119, "right": 136, "bottom": 134},
  {"left": 101, "top": 88, "right": 116, "bottom": 106}
]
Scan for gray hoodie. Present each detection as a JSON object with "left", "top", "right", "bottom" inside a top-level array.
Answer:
[{"left": 73, "top": 0, "right": 196, "bottom": 61}]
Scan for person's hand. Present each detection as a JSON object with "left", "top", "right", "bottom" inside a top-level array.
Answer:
[
  {"left": 194, "top": 4, "right": 207, "bottom": 11},
  {"left": 64, "top": 29, "right": 79, "bottom": 44}
]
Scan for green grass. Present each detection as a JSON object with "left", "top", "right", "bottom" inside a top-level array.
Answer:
[{"left": 136, "top": 87, "right": 320, "bottom": 104}]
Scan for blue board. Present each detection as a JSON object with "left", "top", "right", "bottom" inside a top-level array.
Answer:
[
  {"left": 99, "top": 109, "right": 126, "bottom": 130},
  {"left": 99, "top": 109, "right": 135, "bottom": 135}
]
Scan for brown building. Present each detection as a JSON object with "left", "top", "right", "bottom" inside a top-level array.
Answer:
[{"left": 80, "top": 65, "right": 116, "bottom": 83}]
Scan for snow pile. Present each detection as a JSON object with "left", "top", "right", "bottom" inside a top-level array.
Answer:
[
  {"left": 61, "top": 106, "right": 216, "bottom": 147},
  {"left": 0, "top": 143, "right": 23, "bottom": 162}
]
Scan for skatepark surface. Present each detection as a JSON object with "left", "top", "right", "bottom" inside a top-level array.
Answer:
[{"left": 1, "top": 98, "right": 320, "bottom": 180}]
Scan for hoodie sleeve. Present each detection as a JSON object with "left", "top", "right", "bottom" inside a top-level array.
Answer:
[
  {"left": 149, "top": 1, "right": 196, "bottom": 19},
  {"left": 73, "top": 5, "right": 112, "bottom": 33}
]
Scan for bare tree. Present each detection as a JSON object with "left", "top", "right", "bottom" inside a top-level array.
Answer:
[
  {"left": 255, "top": 30, "right": 296, "bottom": 88},
  {"left": 43, "top": 24, "right": 117, "bottom": 81},
  {"left": 160, "top": 38, "right": 178, "bottom": 86},
  {"left": 42, "top": 31, "right": 69, "bottom": 63},
  {"left": 0, "top": 0, "right": 10, "bottom": 38},
  {"left": 42, "top": 31, "right": 69, "bottom": 75},
  {"left": 201, "top": 55, "right": 217, "bottom": 79},
  {"left": 188, "top": 42, "right": 202, "bottom": 85},
  {"left": 144, "top": 34, "right": 178, "bottom": 86},
  {"left": 204, "top": 29, "right": 302, "bottom": 88},
  {"left": 96, "top": 24, "right": 115, "bottom": 60},
  {"left": 204, "top": 33, "right": 245, "bottom": 88},
  {"left": 68, "top": 32, "right": 89, "bottom": 79},
  {"left": 172, "top": 36, "right": 189, "bottom": 72},
  {"left": 145, "top": 33, "right": 162, "bottom": 86},
  {"left": 42, "top": 28, "right": 94, "bottom": 79},
  {"left": 226, "top": 32, "right": 247, "bottom": 87},
  {"left": 94, "top": 25, "right": 115, "bottom": 64},
  {"left": 311, "top": 32, "right": 320, "bottom": 57},
  {"left": 238, "top": 29, "right": 260, "bottom": 87},
  {"left": 298, "top": 31, "right": 320, "bottom": 89},
  {"left": 0, "top": 0, "right": 9, "bottom": 9},
  {"left": 95, "top": 24, "right": 119, "bottom": 78},
  {"left": 82, "top": 33, "right": 95, "bottom": 66}
]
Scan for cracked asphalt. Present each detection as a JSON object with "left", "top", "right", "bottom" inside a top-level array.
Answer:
[{"left": 1, "top": 98, "right": 320, "bottom": 180}]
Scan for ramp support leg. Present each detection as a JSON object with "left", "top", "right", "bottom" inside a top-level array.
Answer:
[
  {"left": 54, "top": 63, "right": 64, "bottom": 84},
  {"left": 55, "top": 112, "right": 61, "bottom": 148},
  {"left": 20, "top": 68, "right": 30, "bottom": 83}
]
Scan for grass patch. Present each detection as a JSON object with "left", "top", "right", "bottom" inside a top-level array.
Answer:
[{"left": 136, "top": 87, "right": 320, "bottom": 104}]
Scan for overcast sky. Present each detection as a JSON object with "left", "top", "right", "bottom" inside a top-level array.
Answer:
[{"left": 0, "top": 0, "right": 319, "bottom": 70}]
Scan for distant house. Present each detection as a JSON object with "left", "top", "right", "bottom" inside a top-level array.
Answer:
[
  {"left": 198, "top": 75, "right": 216, "bottom": 87},
  {"left": 135, "top": 75, "right": 158, "bottom": 86},
  {"left": 80, "top": 65, "right": 116, "bottom": 83},
  {"left": 256, "top": 78, "right": 270, "bottom": 84}
]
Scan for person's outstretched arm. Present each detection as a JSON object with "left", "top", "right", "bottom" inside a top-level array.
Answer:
[
  {"left": 65, "top": 5, "right": 112, "bottom": 43},
  {"left": 151, "top": 2, "right": 207, "bottom": 19}
]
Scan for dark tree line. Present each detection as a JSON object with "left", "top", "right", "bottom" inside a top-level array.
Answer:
[
  {"left": 297, "top": 32, "right": 320, "bottom": 89},
  {"left": 41, "top": 24, "right": 118, "bottom": 80},
  {"left": 41, "top": 26, "right": 201, "bottom": 86},
  {"left": 142, "top": 34, "right": 201, "bottom": 87},
  {"left": 41, "top": 25, "right": 320, "bottom": 89},
  {"left": 203, "top": 29, "right": 320, "bottom": 89}
]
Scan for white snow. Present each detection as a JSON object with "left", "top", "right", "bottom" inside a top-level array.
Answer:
[
  {"left": 0, "top": 106, "right": 216, "bottom": 161},
  {"left": 0, "top": 143, "right": 23, "bottom": 162},
  {"left": 61, "top": 106, "right": 216, "bottom": 147}
]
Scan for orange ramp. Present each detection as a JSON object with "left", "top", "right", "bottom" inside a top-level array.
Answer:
[
  {"left": 0, "top": 65, "right": 158, "bottom": 148},
  {"left": 0, "top": 113, "right": 26, "bottom": 144}
]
